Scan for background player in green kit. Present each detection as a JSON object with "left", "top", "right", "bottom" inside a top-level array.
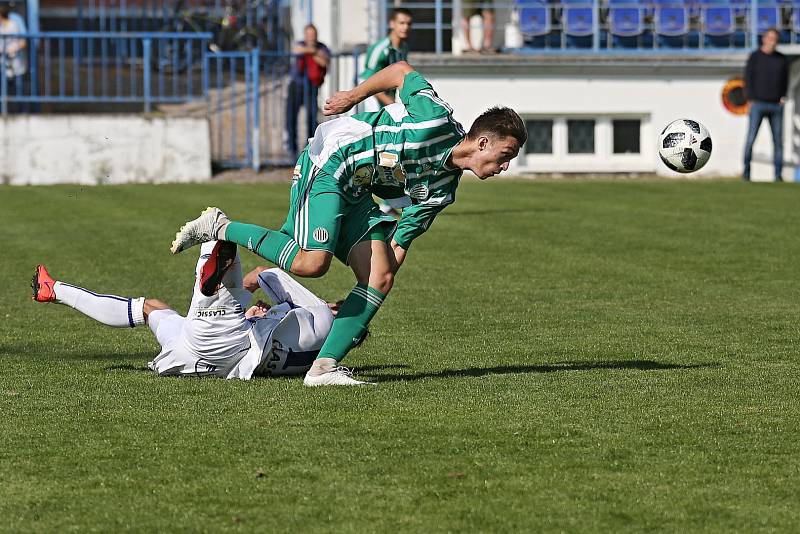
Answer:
[
  {"left": 170, "top": 60, "right": 527, "bottom": 386},
  {"left": 361, "top": 8, "right": 414, "bottom": 215},
  {"left": 361, "top": 8, "right": 412, "bottom": 112}
]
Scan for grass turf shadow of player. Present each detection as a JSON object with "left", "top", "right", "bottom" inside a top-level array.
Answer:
[{"left": 364, "top": 360, "right": 720, "bottom": 382}]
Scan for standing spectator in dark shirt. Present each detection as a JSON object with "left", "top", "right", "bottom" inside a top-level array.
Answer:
[
  {"left": 743, "top": 28, "right": 788, "bottom": 182},
  {"left": 285, "top": 24, "right": 330, "bottom": 158}
]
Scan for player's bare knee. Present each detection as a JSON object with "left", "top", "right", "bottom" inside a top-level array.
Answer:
[
  {"left": 143, "top": 298, "right": 171, "bottom": 320},
  {"left": 243, "top": 266, "right": 269, "bottom": 292}
]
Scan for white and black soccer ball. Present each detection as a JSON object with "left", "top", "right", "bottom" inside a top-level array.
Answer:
[{"left": 658, "top": 119, "right": 712, "bottom": 173}]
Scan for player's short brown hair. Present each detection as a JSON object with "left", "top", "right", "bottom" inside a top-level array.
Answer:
[
  {"left": 390, "top": 8, "right": 413, "bottom": 21},
  {"left": 467, "top": 106, "right": 527, "bottom": 146}
]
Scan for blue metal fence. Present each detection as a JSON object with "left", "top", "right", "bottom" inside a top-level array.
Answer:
[
  {"left": 0, "top": 31, "right": 360, "bottom": 169},
  {"left": 0, "top": 31, "right": 211, "bottom": 113},
  {"left": 206, "top": 50, "right": 361, "bottom": 169}
]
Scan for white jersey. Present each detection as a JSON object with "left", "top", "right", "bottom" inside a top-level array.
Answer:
[{"left": 148, "top": 243, "right": 332, "bottom": 380}]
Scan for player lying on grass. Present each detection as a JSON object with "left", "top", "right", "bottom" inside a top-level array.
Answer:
[
  {"left": 30, "top": 241, "right": 357, "bottom": 380},
  {"left": 170, "top": 60, "right": 527, "bottom": 386}
]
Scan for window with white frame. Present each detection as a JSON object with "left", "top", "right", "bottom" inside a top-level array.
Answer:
[
  {"left": 526, "top": 119, "right": 554, "bottom": 154},
  {"left": 612, "top": 119, "right": 641, "bottom": 154},
  {"left": 567, "top": 120, "right": 596, "bottom": 154},
  {"left": 520, "top": 116, "right": 650, "bottom": 173}
]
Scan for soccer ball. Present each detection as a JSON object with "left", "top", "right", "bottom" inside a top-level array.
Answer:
[{"left": 658, "top": 119, "right": 712, "bottom": 173}]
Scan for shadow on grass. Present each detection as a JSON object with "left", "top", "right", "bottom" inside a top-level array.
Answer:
[
  {"left": 367, "top": 360, "right": 720, "bottom": 382},
  {"left": 101, "top": 363, "right": 412, "bottom": 375},
  {"left": 105, "top": 363, "right": 151, "bottom": 372},
  {"left": 443, "top": 207, "right": 564, "bottom": 217}
]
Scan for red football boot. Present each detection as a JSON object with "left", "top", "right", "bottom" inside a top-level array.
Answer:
[
  {"left": 31, "top": 264, "right": 57, "bottom": 302},
  {"left": 200, "top": 241, "right": 238, "bottom": 297}
]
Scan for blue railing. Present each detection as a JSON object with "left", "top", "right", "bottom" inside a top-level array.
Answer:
[
  {"left": 0, "top": 31, "right": 212, "bottom": 113},
  {"left": 0, "top": 32, "right": 361, "bottom": 170},
  {"left": 384, "top": 0, "right": 784, "bottom": 53},
  {"left": 204, "top": 50, "right": 361, "bottom": 169}
]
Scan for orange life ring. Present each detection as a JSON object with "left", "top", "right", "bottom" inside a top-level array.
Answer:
[{"left": 722, "top": 78, "right": 748, "bottom": 115}]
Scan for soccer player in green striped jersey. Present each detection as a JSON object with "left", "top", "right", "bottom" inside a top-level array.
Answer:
[
  {"left": 361, "top": 8, "right": 412, "bottom": 111},
  {"left": 170, "top": 61, "right": 527, "bottom": 386}
]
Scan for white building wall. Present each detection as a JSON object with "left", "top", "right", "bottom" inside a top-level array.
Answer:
[
  {"left": 0, "top": 115, "right": 211, "bottom": 185},
  {"left": 422, "top": 71, "right": 786, "bottom": 180}
]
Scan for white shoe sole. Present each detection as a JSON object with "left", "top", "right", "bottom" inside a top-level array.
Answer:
[{"left": 303, "top": 374, "right": 376, "bottom": 387}]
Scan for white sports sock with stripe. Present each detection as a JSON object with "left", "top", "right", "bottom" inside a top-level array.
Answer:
[{"left": 54, "top": 281, "right": 145, "bottom": 328}]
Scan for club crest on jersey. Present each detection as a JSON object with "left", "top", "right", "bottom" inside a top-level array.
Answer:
[
  {"left": 313, "top": 227, "right": 329, "bottom": 243},
  {"left": 408, "top": 183, "right": 430, "bottom": 200}
]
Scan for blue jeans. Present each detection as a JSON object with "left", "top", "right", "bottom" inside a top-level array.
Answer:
[
  {"left": 743, "top": 100, "right": 784, "bottom": 180},
  {"left": 285, "top": 77, "right": 319, "bottom": 157}
]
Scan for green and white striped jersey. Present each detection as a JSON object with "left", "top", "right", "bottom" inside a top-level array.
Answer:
[
  {"left": 360, "top": 36, "right": 409, "bottom": 82},
  {"left": 306, "top": 71, "right": 466, "bottom": 249}
]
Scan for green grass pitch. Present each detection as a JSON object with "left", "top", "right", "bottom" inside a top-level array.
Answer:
[{"left": 1, "top": 179, "right": 799, "bottom": 532}]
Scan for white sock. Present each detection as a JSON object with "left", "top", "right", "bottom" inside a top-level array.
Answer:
[{"left": 54, "top": 281, "right": 145, "bottom": 328}]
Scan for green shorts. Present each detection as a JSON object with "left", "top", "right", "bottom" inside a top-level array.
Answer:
[{"left": 279, "top": 150, "right": 397, "bottom": 265}]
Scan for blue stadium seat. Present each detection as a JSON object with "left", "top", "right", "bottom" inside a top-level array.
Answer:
[
  {"left": 756, "top": 5, "right": 780, "bottom": 32},
  {"left": 608, "top": 5, "right": 645, "bottom": 48},
  {"left": 702, "top": 5, "right": 736, "bottom": 46},
  {"left": 654, "top": 5, "right": 691, "bottom": 47},
  {"left": 517, "top": 1, "right": 558, "bottom": 47},
  {"left": 563, "top": 5, "right": 595, "bottom": 47}
]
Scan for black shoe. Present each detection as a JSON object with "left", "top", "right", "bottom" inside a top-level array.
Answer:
[{"left": 200, "top": 241, "right": 238, "bottom": 296}]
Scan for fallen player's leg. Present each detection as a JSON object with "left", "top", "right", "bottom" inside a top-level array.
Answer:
[{"left": 31, "top": 264, "right": 152, "bottom": 328}]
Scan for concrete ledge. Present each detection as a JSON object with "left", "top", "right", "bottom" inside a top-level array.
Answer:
[{"left": 1, "top": 115, "right": 211, "bottom": 185}]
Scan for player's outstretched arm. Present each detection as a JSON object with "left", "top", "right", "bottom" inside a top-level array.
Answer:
[{"left": 324, "top": 61, "right": 414, "bottom": 115}]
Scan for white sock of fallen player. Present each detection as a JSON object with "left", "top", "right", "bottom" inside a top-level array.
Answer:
[{"left": 53, "top": 281, "right": 145, "bottom": 328}]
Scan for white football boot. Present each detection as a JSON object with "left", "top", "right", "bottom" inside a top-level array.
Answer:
[
  {"left": 303, "top": 366, "right": 375, "bottom": 387},
  {"left": 170, "top": 207, "right": 229, "bottom": 254}
]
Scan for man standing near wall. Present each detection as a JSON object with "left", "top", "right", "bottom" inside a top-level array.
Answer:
[
  {"left": 743, "top": 28, "right": 788, "bottom": 182},
  {"left": 285, "top": 24, "right": 330, "bottom": 159},
  {"left": 361, "top": 8, "right": 412, "bottom": 113}
]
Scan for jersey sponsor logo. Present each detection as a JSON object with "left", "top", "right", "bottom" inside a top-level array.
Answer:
[
  {"left": 378, "top": 151, "right": 399, "bottom": 168},
  {"left": 376, "top": 151, "right": 407, "bottom": 189},
  {"left": 352, "top": 164, "right": 374, "bottom": 187},
  {"left": 313, "top": 227, "right": 330, "bottom": 243},
  {"left": 247, "top": 237, "right": 254, "bottom": 251},
  {"left": 196, "top": 306, "right": 227, "bottom": 317}
]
